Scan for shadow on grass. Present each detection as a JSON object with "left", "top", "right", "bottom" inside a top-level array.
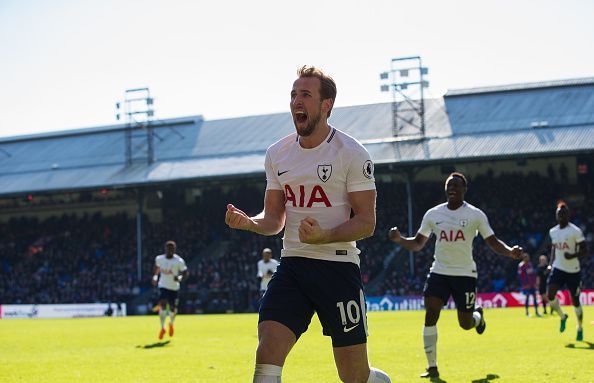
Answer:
[
  {"left": 429, "top": 377, "right": 448, "bottom": 383},
  {"left": 136, "top": 340, "right": 171, "bottom": 349},
  {"left": 565, "top": 341, "right": 594, "bottom": 350},
  {"left": 471, "top": 373, "right": 500, "bottom": 383}
]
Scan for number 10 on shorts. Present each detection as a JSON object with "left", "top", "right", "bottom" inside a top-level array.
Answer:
[{"left": 336, "top": 300, "right": 361, "bottom": 325}]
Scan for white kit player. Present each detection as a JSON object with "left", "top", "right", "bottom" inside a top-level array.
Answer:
[
  {"left": 225, "top": 66, "right": 391, "bottom": 383},
  {"left": 257, "top": 248, "right": 279, "bottom": 296},
  {"left": 151, "top": 240, "right": 188, "bottom": 340},
  {"left": 546, "top": 202, "right": 588, "bottom": 341},
  {"left": 389, "top": 173, "right": 522, "bottom": 379}
]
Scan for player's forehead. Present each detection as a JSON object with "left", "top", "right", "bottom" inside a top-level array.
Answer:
[
  {"left": 292, "top": 77, "right": 320, "bottom": 95},
  {"left": 445, "top": 176, "right": 465, "bottom": 187}
]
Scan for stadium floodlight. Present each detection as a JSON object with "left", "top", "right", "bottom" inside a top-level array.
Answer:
[
  {"left": 400, "top": 69, "right": 409, "bottom": 77},
  {"left": 421, "top": 67, "right": 429, "bottom": 75},
  {"left": 380, "top": 72, "right": 389, "bottom": 80},
  {"left": 422, "top": 80, "right": 429, "bottom": 88},
  {"left": 380, "top": 84, "right": 390, "bottom": 92}
]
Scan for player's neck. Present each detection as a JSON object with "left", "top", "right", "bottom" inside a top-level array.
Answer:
[
  {"left": 446, "top": 200, "right": 464, "bottom": 210},
  {"left": 559, "top": 221, "right": 568, "bottom": 229},
  {"left": 298, "top": 122, "right": 331, "bottom": 149}
]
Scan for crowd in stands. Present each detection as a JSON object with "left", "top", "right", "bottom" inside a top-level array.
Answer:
[{"left": 1, "top": 169, "right": 592, "bottom": 314}]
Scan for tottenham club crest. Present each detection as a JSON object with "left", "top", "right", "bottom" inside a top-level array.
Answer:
[
  {"left": 459, "top": 219, "right": 468, "bottom": 227},
  {"left": 363, "top": 160, "right": 374, "bottom": 179},
  {"left": 318, "top": 164, "right": 332, "bottom": 182}
]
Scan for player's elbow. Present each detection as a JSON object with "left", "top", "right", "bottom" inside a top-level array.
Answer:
[{"left": 360, "top": 218, "right": 376, "bottom": 239}]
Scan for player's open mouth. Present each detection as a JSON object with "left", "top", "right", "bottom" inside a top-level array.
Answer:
[{"left": 295, "top": 111, "right": 307, "bottom": 123}]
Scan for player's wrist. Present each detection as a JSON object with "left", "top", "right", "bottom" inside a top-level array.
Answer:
[{"left": 152, "top": 275, "right": 158, "bottom": 282}]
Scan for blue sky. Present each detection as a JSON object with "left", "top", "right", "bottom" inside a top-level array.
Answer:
[{"left": 1, "top": 0, "right": 593, "bottom": 138}]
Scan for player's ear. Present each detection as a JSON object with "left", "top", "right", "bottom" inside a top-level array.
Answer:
[{"left": 321, "top": 98, "right": 333, "bottom": 117}]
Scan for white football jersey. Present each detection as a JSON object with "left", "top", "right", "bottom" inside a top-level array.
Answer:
[
  {"left": 549, "top": 223, "right": 585, "bottom": 273},
  {"left": 257, "top": 258, "right": 280, "bottom": 291},
  {"left": 265, "top": 127, "right": 376, "bottom": 265},
  {"left": 155, "top": 254, "right": 187, "bottom": 291},
  {"left": 418, "top": 202, "right": 495, "bottom": 277}
]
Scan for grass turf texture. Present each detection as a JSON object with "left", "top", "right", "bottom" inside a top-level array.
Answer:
[{"left": 1, "top": 307, "right": 593, "bottom": 382}]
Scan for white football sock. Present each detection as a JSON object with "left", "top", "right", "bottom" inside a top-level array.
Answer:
[
  {"left": 159, "top": 308, "right": 167, "bottom": 328},
  {"left": 574, "top": 306, "right": 583, "bottom": 329},
  {"left": 367, "top": 367, "right": 392, "bottom": 382},
  {"left": 549, "top": 298, "right": 564, "bottom": 317},
  {"left": 423, "top": 325, "right": 438, "bottom": 368},
  {"left": 253, "top": 364, "right": 282, "bottom": 383},
  {"left": 472, "top": 311, "right": 482, "bottom": 327}
]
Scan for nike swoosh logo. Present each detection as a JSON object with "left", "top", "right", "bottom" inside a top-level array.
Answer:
[
  {"left": 343, "top": 324, "right": 359, "bottom": 333},
  {"left": 277, "top": 170, "right": 289, "bottom": 176}
]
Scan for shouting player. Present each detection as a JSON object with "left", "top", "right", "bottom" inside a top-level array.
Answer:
[
  {"left": 389, "top": 172, "right": 522, "bottom": 379},
  {"left": 226, "top": 66, "right": 391, "bottom": 383},
  {"left": 546, "top": 202, "right": 588, "bottom": 341},
  {"left": 151, "top": 240, "right": 188, "bottom": 340}
]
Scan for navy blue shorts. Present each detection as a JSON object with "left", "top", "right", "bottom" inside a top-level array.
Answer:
[
  {"left": 423, "top": 272, "right": 477, "bottom": 312},
  {"left": 522, "top": 288, "right": 536, "bottom": 296},
  {"left": 547, "top": 268, "right": 581, "bottom": 300},
  {"left": 259, "top": 257, "right": 368, "bottom": 347},
  {"left": 159, "top": 287, "right": 179, "bottom": 309}
]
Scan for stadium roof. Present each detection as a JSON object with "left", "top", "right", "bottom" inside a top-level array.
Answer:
[{"left": 1, "top": 77, "right": 593, "bottom": 196}]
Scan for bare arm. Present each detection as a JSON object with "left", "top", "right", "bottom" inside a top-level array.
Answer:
[
  {"left": 151, "top": 265, "right": 160, "bottom": 286},
  {"left": 176, "top": 269, "right": 189, "bottom": 283},
  {"left": 225, "top": 190, "right": 286, "bottom": 236},
  {"left": 388, "top": 227, "right": 429, "bottom": 252},
  {"left": 564, "top": 241, "right": 588, "bottom": 259},
  {"left": 298, "top": 189, "right": 376, "bottom": 244},
  {"left": 484, "top": 235, "right": 523, "bottom": 260}
]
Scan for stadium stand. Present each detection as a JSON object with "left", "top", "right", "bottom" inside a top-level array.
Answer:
[{"left": 1, "top": 77, "right": 593, "bottom": 314}]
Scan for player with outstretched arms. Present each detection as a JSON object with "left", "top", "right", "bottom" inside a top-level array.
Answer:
[
  {"left": 151, "top": 240, "right": 189, "bottom": 340},
  {"left": 389, "top": 173, "right": 522, "bottom": 379},
  {"left": 226, "top": 66, "right": 391, "bottom": 383},
  {"left": 546, "top": 202, "right": 589, "bottom": 341}
]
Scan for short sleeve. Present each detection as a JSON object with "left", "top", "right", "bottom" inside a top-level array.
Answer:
[
  {"left": 417, "top": 210, "right": 433, "bottom": 237},
  {"left": 477, "top": 209, "right": 495, "bottom": 239},
  {"left": 265, "top": 149, "right": 282, "bottom": 191},
  {"left": 575, "top": 227, "right": 586, "bottom": 243},
  {"left": 179, "top": 258, "right": 188, "bottom": 272},
  {"left": 346, "top": 147, "right": 376, "bottom": 193}
]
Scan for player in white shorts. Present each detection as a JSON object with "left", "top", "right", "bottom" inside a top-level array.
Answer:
[
  {"left": 226, "top": 66, "right": 391, "bottom": 383},
  {"left": 389, "top": 173, "right": 522, "bottom": 379},
  {"left": 257, "top": 248, "right": 279, "bottom": 296},
  {"left": 151, "top": 240, "right": 188, "bottom": 340},
  {"left": 546, "top": 202, "right": 588, "bottom": 341}
]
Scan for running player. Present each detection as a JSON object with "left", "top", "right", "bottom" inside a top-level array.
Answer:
[
  {"left": 225, "top": 66, "right": 391, "bottom": 383},
  {"left": 257, "top": 248, "right": 279, "bottom": 297},
  {"left": 546, "top": 202, "right": 588, "bottom": 341},
  {"left": 388, "top": 172, "right": 522, "bottom": 379},
  {"left": 151, "top": 240, "right": 189, "bottom": 340}
]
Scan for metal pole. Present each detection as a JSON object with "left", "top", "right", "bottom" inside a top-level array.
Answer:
[
  {"left": 405, "top": 171, "right": 414, "bottom": 276},
  {"left": 136, "top": 190, "right": 143, "bottom": 282}
]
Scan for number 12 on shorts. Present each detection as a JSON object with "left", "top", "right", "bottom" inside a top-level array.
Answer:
[
  {"left": 336, "top": 300, "right": 361, "bottom": 325},
  {"left": 465, "top": 291, "right": 476, "bottom": 309}
]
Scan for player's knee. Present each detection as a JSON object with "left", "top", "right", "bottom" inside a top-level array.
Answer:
[{"left": 255, "top": 339, "right": 288, "bottom": 365}]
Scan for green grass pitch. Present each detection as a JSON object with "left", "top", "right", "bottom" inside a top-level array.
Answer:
[{"left": 1, "top": 307, "right": 593, "bottom": 382}]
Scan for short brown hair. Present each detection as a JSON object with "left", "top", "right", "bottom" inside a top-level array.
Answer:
[{"left": 297, "top": 65, "right": 337, "bottom": 117}]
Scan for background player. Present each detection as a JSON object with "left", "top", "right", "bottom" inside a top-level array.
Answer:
[
  {"left": 546, "top": 202, "right": 589, "bottom": 341},
  {"left": 257, "top": 248, "right": 279, "bottom": 297},
  {"left": 518, "top": 252, "right": 539, "bottom": 316},
  {"left": 536, "top": 254, "right": 550, "bottom": 314},
  {"left": 389, "top": 172, "right": 522, "bottom": 379},
  {"left": 151, "top": 240, "right": 189, "bottom": 340},
  {"left": 225, "top": 66, "right": 391, "bottom": 383}
]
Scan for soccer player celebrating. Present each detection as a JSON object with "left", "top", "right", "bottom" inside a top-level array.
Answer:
[
  {"left": 151, "top": 240, "right": 188, "bottom": 340},
  {"left": 256, "top": 248, "right": 279, "bottom": 297},
  {"left": 546, "top": 202, "right": 588, "bottom": 341},
  {"left": 225, "top": 66, "right": 391, "bottom": 383},
  {"left": 388, "top": 173, "right": 522, "bottom": 379}
]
